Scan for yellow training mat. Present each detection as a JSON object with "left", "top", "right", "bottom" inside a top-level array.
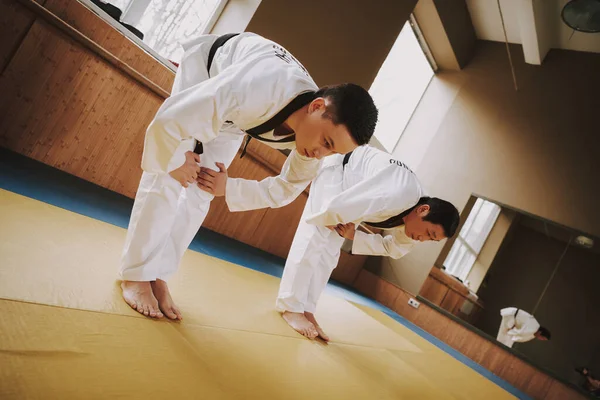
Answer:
[
  {"left": 0, "top": 300, "right": 229, "bottom": 400},
  {"left": 0, "top": 189, "right": 419, "bottom": 352},
  {"left": 0, "top": 188, "right": 517, "bottom": 399}
]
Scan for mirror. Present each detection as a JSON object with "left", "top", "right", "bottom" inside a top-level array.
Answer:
[{"left": 419, "top": 195, "right": 600, "bottom": 392}]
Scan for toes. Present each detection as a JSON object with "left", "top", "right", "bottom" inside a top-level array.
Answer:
[
  {"left": 319, "top": 332, "right": 330, "bottom": 342},
  {"left": 301, "top": 329, "right": 313, "bottom": 338},
  {"left": 309, "top": 327, "right": 319, "bottom": 339},
  {"left": 150, "top": 305, "right": 164, "bottom": 319},
  {"left": 301, "top": 327, "right": 318, "bottom": 339},
  {"left": 142, "top": 304, "right": 150, "bottom": 316},
  {"left": 173, "top": 307, "right": 183, "bottom": 320},
  {"left": 163, "top": 308, "right": 178, "bottom": 320}
]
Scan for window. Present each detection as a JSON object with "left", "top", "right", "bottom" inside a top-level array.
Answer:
[
  {"left": 106, "top": 0, "right": 227, "bottom": 62},
  {"left": 444, "top": 198, "right": 501, "bottom": 282},
  {"left": 369, "top": 16, "right": 435, "bottom": 152}
]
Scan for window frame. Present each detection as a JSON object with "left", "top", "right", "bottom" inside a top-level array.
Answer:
[
  {"left": 370, "top": 14, "right": 438, "bottom": 153},
  {"left": 443, "top": 198, "right": 502, "bottom": 283}
]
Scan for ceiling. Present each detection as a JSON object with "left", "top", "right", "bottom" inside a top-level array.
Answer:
[{"left": 466, "top": 0, "right": 600, "bottom": 64}]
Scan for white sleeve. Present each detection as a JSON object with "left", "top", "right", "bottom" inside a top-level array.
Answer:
[
  {"left": 500, "top": 307, "right": 516, "bottom": 317},
  {"left": 142, "top": 66, "right": 243, "bottom": 174},
  {"left": 225, "top": 149, "right": 321, "bottom": 212},
  {"left": 304, "top": 162, "right": 420, "bottom": 227},
  {"left": 507, "top": 327, "right": 525, "bottom": 336},
  {"left": 351, "top": 230, "right": 414, "bottom": 259},
  {"left": 508, "top": 315, "right": 539, "bottom": 337}
]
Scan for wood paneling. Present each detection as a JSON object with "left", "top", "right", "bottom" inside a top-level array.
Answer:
[
  {"left": 418, "top": 275, "right": 448, "bottom": 304},
  {"left": 330, "top": 252, "right": 367, "bottom": 286},
  {"left": 0, "top": 0, "right": 40, "bottom": 73},
  {"left": 439, "top": 290, "right": 463, "bottom": 314},
  {"left": 45, "top": 0, "right": 174, "bottom": 94},
  {"left": 0, "top": 0, "right": 168, "bottom": 198},
  {"left": 419, "top": 270, "right": 484, "bottom": 325},
  {"left": 353, "top": 270, "right": 589, "bottom": 400}
]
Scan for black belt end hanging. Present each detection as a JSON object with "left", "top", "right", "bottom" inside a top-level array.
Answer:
[
  {"left": 240, "top": 135, "right": 252, "bottom": 158},
  {"left": 193, "top": 141, "right": 204, "bottom": 155}
]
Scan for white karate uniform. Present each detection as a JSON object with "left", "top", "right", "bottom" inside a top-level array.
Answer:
[
  {"left": 496, "top": 307, "right": 540, "bottom": 348},
  {"left": 276, "top": 145, "right": 423, "bottom": 313},
  {"left": 120, "top": 33, "right": 321, "bottom": 281}
]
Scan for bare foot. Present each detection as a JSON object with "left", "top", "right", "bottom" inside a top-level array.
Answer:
[
  {"left": 282, "top": 311, "right": 318, "bottom": 339},
  {"left": 151, "top": 279, "right": 182, "bottom": 321},
  {"left": 121, "top": 281, "right": 163, "bottom": 319},
  {"left": 304, "top": 312, "right": 329, "bottom": 342}
]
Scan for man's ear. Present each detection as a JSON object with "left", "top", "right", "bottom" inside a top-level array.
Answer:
[
  {"left": 416, "top": 204, "right": 430, "bottom": 217},
  {"left": 308, "top": 97, "right": 326, "bottom": 114}
]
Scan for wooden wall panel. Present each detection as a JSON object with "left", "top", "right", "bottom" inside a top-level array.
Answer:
[
  {"left": 439, "top": 290, "right": 462, "bottom": 315},
  {"left": 44, "top": 0, "right": 174, "bottom": 93},
  {"left": 419, "top": 270, "right": 484, "bottom": 325},
  {"left": 418, "top": 276, "right": 448, "bottom": 305},
  {"left": 353, "top": 270, "right": 589, "bottom": 400},
  {"left": 330, "top": 252, "right": 367, "bottom": 286},
  {"left": 0, "top": 0, "right": 166, "bottom": 199},
  {"left": 0, "top": 0, "right": 40, "bottom": 73},
  {"left": 545, "top": 380, "right": 588, "bottom": 400}
]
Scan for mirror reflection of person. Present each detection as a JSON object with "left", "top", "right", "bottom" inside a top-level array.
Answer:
[
  {"left": 575, "top": 367, "right": 600, "bottom": 396},
  {"left": 496, "top": 307, "right": 551, "bottom": 348}
]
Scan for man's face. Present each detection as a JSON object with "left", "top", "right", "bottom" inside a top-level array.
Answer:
[
  {"left": 294, "top": 98, "right": 358, "bottom": 159},
  {"left": 534, "top": 331, "right": 549, "bottom": 341},
  {"left": 403, "top": 205, "right": 447, "bottom": 242}
]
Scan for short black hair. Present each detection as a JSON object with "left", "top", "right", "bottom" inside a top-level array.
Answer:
[
  {"left": 365, "top": 197, "right": 459, "bottom": 237},
  {"left": 420, "top": 197, "right": 460, "bottom": 238},
  {"left": 537, "top": 326, "right": 551, "bottom": 340},
  {"left": 315, "top": 83, "right": 378, "bottom": 146}
]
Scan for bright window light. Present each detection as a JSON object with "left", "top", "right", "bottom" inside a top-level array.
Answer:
[
  {"left": 369, "top": 19, "right": 434, "bottom": 152},
  {"left": 106, "top": 0, "right": 226, "bottom": 62},
  {"left": 444, "top": 199, "right": 502, "bottom": 282}
]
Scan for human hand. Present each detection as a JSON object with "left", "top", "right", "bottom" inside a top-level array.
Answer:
[
  {"left": 327, "top": 223, "right": 356, "bottom": 240},
  {"left": 169, "top": 151, "right": 200, "bottom": 187},
  {"left": 197, "top": 162, "right": 227, "bottom": 196}
]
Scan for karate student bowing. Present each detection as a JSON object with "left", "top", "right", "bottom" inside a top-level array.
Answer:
[
  {"left": 120, "top": 32, "right": 378, "bottom": 320},
  {"left": 274, "top": 145, "right": 460, "bottom": 340}
]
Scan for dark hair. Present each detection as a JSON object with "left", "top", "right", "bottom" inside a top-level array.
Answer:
[
  {"left": 315, "top": 83, "right": 378, "bottom": 146},
  {"left": 537, "top": 326, "right": 551, "bottom": 340},
  {"left": 366, "top": 197, "right": 460, "bottom": 238},
  {"left": 421, "top": 197, "right": 460, "bottom": 238}
]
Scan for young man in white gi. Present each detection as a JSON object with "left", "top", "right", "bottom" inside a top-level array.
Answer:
[
  {"left": 496, "top": 307, "right": 551, "bottom": 348},
  {"left": 119, "top": 33, "right": 378, "bottom": 320},
  {"left": 275, "top": 145, "right": 460, "bottom": 340}
]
